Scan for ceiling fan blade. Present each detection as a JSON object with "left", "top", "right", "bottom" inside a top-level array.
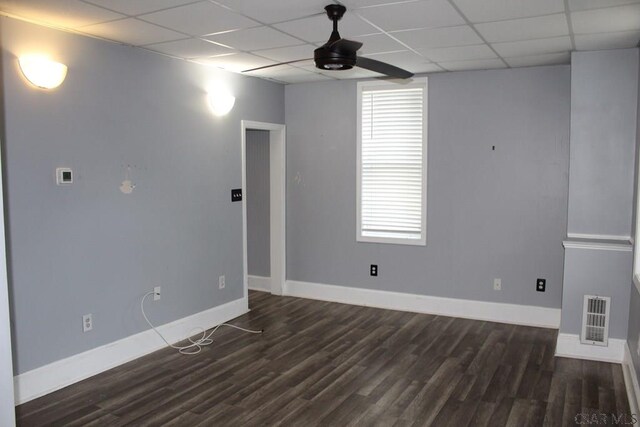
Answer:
[
  {"left": 356, "top": 56, "right": 414, "bottom": 79},
  {"left": 242, "top": 58, "right": 312, "bottom": 73},
  {"left": 328, "top": 38, "right": 363, "bottom": 53}
]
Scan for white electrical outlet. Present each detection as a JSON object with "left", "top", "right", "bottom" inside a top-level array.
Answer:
[
  {"left": 154, "top": 286, "right": 161, "bottom": 301},
  {"left": 219, "top": 275, "right": 225, "bottom": 289},
  {"left": 493, "top": 278, "right": 502, "bottom": 291},
  {"left": 82, "top": 314, "right": 93, "bottom": 332},
  {"left": 637, "top": 334, "right": 640, "bottom": 357}
]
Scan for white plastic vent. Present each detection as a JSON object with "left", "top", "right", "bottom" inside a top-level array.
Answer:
[{"left": 580, "top": 295, "right": 610, "bottom": 346}]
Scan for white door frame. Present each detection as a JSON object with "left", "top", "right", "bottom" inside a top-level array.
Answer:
[
  {"left": 241, "top": 120, "right": 286, "bottom": 297},
  {"left": 0, "top": 142, "right": 15, "bottom": 425}
]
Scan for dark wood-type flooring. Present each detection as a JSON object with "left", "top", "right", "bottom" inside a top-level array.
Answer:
[{"left": 16, "top": 291, "right": 631, "bottom": 426}]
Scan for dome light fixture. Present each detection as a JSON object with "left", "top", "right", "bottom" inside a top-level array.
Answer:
[
  {"left": 18, "top": 55, "right": 68, "bottom": 89},
  {"left": 207, "top": 83, "right": 235, "bottom": 116}
]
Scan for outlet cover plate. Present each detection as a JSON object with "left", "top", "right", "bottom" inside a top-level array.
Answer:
[
  {"left": 493, "top": 278, "right": 502, "bottom": 290},
  {"left": 82, "top": 314, "right": 92, "bottom": 332},
  {"left": 536, "top": 278, "right": 546, "bottom": 292},
  {"left": 219, "top": 275, "right": 225, "bottom": 289},
  {"left": 231, "top": 189, "right": 242, "bottom": 202},
  {"left": 56, "top": 168, "right": 73, "bottom": 185}
]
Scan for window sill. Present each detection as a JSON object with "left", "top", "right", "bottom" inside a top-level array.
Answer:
[{"left": 357, "top": 235, "right": 426, "bottom": 246}]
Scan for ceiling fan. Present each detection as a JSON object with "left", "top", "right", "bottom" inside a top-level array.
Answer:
[{"left": 243, "top": 4, "right": 414, "bottom": 79}]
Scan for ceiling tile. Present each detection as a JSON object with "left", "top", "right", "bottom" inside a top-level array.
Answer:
[
  {"left": 356, "top": 0, "right": 465, "bottom": 32},
  {"left": 492, "top": 36, "right": 572, "bottom": 57},
  {"left": 273, "top": 12, "right": 379, "bottom": 44},
  {"left": 452, "top": 0, "right": 565, "bottom": 23},
  {"left": 357, "top": 33, "right": 408, "bottom": 55},
  {"left": 252, "top": 44, "right": 315, "bottom": 62},
  {"left": 339, "top": 0, "right": 415, "bottom": 9},
  {"left": 139, "top": 1, "right": 258, "bottom": 36},
  {"left": 410, "top": 63, "right": 444, "bottom": 73},
  {"left": 574, "top": 30, "right": 640, "bottom": 49},
  {"left": 144, "top": 38, "right": 235, "bottom": 58},
  {"left": 193, "top": 52, "right": 276, "bottom": 72},
  {"left": 81, "top": 18, "right": 186, "bottom": 44},
  {"left": 504, "top": 52, "right": 570, "bottom": 67},
  {"left": 571, "top": 4, "right": 640, "bottom": 34},
  {"left": 362, "top": 50, "right": 433, "bottom": 69},
  {"left": 204, "top": 26, "right": 302, "bottom": 51},
  {"left": 0, "top": 0, "right": 125, "bottom": 29},
  {"left": 438, "top": 58, "right": 506, "bottom": 71},
  {"left": 213, "top": 0, "right": 329, "bottom": 24},
  {"left": 391, "top": 25, "right": 482, "bottom": 49},
  {"left": 274, "top": 73, "right": 334, "bottom": 84},
  {"left": 475, "top": 14, "right": 569, "bottom": 43},
  {"left": 318, "top": 67, "right": 383, "bottom": 79},
  {"left": 247, "top": 65, "right": 329, "bottom": 81},
  {"left": 80, "top": 0, "right": 196, "bottom": 16},
  {"left": 568, "top": 0, "right": 640, "bottom": 12},
  {"left": 421, "top": 44, "right": 496, "bottom": 62},
  {"left": 248, "top": 65, "right": 332, "bottom": 83},
  {"left": 290, "top": 60, "right": 317, "bottom": 69}
]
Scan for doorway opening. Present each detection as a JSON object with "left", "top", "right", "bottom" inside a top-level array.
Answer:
[{"left": 241, "top": 121, "right": 285, "bottom": 298}]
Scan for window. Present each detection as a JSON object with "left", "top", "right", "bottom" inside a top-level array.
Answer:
[{"left": 357, "top": 78, "right": 428, "bottom": 246}]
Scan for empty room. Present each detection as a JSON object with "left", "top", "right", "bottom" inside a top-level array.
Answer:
[{"left": 2, "top": 0, "right": 640, "bottom": 425}]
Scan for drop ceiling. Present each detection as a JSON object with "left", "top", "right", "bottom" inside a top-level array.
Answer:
[{"left": 1, "top": 0, "right": 639, "bottom": 84}]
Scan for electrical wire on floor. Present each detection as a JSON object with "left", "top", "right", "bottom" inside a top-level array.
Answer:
[{"left": 140, "top": 291, "right": 263, "bottom": 355}]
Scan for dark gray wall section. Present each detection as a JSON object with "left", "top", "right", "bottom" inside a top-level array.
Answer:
[
  {"left": 285, "top": 66, "right": 570, "bottom": 308},
  {"left": 246, "top": 129, "right": 270, "bottom": 277},
  {"left": 560, "top": 248, "right": 632, "bottom": 338},
  {"left": 567, "top": 49, "right": 639, "bottom": 237},
  {"left": 1, "top": 17, "right": 284, "bottom": 374}
]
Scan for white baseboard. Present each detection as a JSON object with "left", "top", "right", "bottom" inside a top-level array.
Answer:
[
  {"left": 14, "top": 297, "right": 249, "bottom": 405},
  {"left": 248, "top": 275, "right": 271, "bottom": 292},
  {"left": 284, "top": 280, "right": 560, "bottom": 329},
  {"left": 554, "top": 333, "right": 626, "bottom": 363},
  {"left": 623, "top": 343, "right": 640, "bottom": 417}
]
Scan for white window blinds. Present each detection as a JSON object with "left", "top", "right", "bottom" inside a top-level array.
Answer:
[{"left": 358, "top": 80, "right": 427, "bottom": 245}]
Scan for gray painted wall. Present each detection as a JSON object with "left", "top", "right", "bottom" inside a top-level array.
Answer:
[
  {"left": 0, "top": 150, "right": 15, "bottom": 424},
  {"left": 1, "top": 17, "right": 284, "bottom": 374},
  {"left": 285, "top": 66, "right": 570, "bottom": 308},
  {"left": 246, "top": 129, "right": 270, "bottom": 277},
  {"left": 560, "top": 247, "right": 631, "bottom": 338},
  {"left": 567, "top": 49, "right": 638, "bottom": 238}
]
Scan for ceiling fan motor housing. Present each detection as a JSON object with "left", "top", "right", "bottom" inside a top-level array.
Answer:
[{"left": 314, "top": 47, "right": 356, "bottom": 70}]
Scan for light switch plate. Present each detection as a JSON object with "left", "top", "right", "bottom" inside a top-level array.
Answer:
[{"left": 56, "top": 168, "right": 73, "bottom": 185}]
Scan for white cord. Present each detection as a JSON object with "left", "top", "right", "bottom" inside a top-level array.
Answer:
[{"left": 140, "top": 291, "right": 263, "bottom": 355}]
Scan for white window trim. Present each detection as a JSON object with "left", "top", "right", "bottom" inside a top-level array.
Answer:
[{"left": 356, "top": 77, "right": 428, "bottom": 246}]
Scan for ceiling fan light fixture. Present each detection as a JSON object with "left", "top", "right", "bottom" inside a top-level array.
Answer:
[{"left": 322, "top": 63, "right": 351, "bottom": 70}]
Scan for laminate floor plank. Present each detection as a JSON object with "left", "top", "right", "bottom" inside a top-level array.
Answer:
[{"left": 16, "top": 291, "right": 631, "bottom": 426}]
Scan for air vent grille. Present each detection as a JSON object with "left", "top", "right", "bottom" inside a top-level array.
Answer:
[{"left": 581, "top": 295, "right": 610, "bottom": 346}]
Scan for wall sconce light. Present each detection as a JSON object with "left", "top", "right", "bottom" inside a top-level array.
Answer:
[
  {"left": 18, "top": 55, "right": 68, "bottom": 89},
  {"left": 207, "top": 83, "right": 235, "bottom": 116}
]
